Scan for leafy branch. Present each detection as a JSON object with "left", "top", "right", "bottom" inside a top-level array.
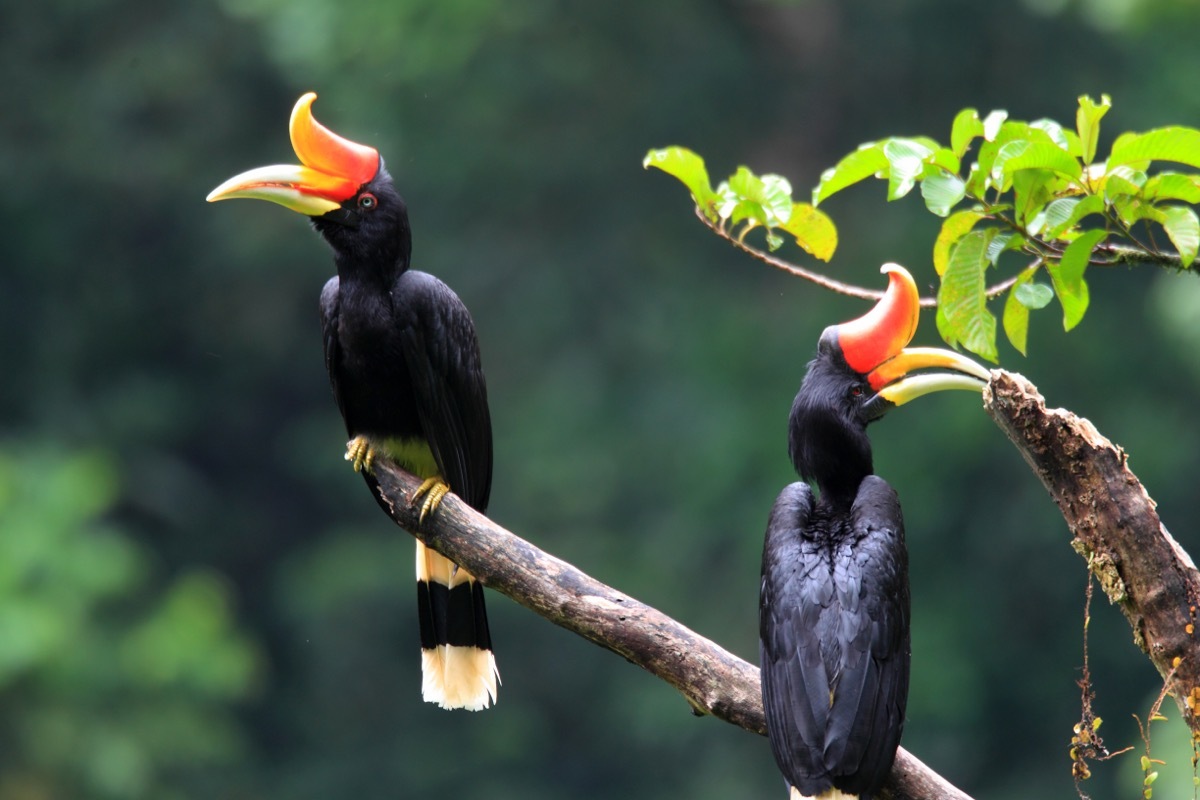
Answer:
[
  {"left": 646, "top": 94, "right": 1200, "bottom": 363},
  {"left": 690, "top": 204, "right": 1023, "bottom": 308}
]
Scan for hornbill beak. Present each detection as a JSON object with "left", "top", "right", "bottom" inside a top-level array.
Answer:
[
  {"left": 206, "top": 92, "right": 380, "bottom": 216},
  {"left": 834, "top": 264, "right": 991, "bottom": 421}
]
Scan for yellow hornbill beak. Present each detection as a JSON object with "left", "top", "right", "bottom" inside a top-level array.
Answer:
[
  {"left": 206, "top": 92, "right": 381, "bottom": 216},
  {"left": 833, "top": 264, "right": 990, "bottom": 418}
]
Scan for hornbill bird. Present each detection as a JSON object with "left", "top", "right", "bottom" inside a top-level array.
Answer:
[
  {"left": 760, "top": 264, "right": 989, "bottom": 799},
  {"left": 208, "top": 93, "right": 499, "bottom": 711}
]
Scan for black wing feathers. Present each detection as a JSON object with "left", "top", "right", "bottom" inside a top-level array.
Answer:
[
  {"left": 395, "top": 271, "right": 493, "bottom": 512},
  {"left": 319, "top": 270, "right": 492, "bottom": 514},
  {"left": 318, "top": 276, "right": 346, "bottom": 422},
  {"left": 761, "top": 481, "right": 829, "bottom": 789},
  {"left": 760, "top": 475, "right": 910, "bottom": 798}
]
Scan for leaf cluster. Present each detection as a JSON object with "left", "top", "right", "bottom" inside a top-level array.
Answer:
[
  {"left": 643, "top": 147, "right": 837, "bottom": 262},
  {"left": 647, "top": 95, "right": 1200, "bottom": 362}
]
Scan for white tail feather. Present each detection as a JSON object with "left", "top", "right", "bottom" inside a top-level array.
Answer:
[
  {"left": 415, "top": 541, "right": 499, "bottom": 710},
  {"left": 789, "top": 786, "right": 857, "bottom": 800},
  {"left": 421, "top": 646, "right": 499, "bottom": 711}
]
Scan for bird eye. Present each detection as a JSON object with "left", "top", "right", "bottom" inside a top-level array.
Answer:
[
  {"left": 357, "top": 193, "right": 378, "bottom": 210},
  {"left": 850, "top": 385, "right": 864, "bottom": 398}
]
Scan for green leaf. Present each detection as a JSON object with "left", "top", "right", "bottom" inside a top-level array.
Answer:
[
  {"left": 1161, "top": 205, "right": 1200, "bottom": 266},
  {"left": 1015, "top": 281, "right": 1054, "bottom": 309},
  {"left": 716, "top": 185, "right": 758, "bottom": 227},
  {"left": 720, "top": 167, "right": 793, "bottom": 228},
  {"left": 986, "top": 230, "right": 1026, "bottom": 265},
  {"left": 1042, "top": 198, "right": 1080, "bottom": 236},
  {"left": 1103, "top": 165, "right": 1147, "bottom": 199},
  {"left": 779, "top": 203, "right": 838, "bottom": 262},
  {"left": 813, "top": 142, "right": 888, "bottom": 205},
  {"left": 1047, "top": 228, "right": 1106, "bottom": 331},
  {"left": 928, "top": 147, "right": 961, "bottom": 174},
  {"left": 991, "top": 141, "right": 1082, "bottom": 190},
  {"left": 973, "top": 122, "right": 1055, "bottom": 193},
  {"left": 1143, "top": 172, "right": 1200, "bottom": 204},
  {"left": 1011, "top": 168, "right": 1059, "bottom": 228},
  {"left": 964, "top": 161, "right": 988, "bottom": 199},
  {"left": 983, "top": 109, "right": 1008, "bottom": 141},
  {"left": 756, "top": 173, "right": 796, "bottom": 225},
  {"left": 1109, "top": 126, "right": 1200, "bottom": 170},
  {"left": 933, "top": 210, "right": 986, "bottom": 275},
  {"left": 1031, "top": 118, "right": 1080, "bottom": 155},
  {"left": 644, "top": 146, "right": 716, "bottom": 213},
  {"left": 1002, "top": 266, "right": 1041, "bottom": 356},
  {"left": 951, "top": 108, "right": 984, "bottom": 157},
  {"left": 1076, "top": 94, "right": 1111, "bottom": 164},
  {"left": 936, "top": 228, "right": 999, "bottom": 361},
  {"left": 883, "top": 138, "right": 934, "bottom": 200},
  {"left": 1046, "top": 194, "right": 1105, "bottom": 238},
  {"left": 1112, "top": 195, "right": 1162, "bottom": 227},
  {"left": 921, "top": 171, "right": 966, "bottom": 216}
]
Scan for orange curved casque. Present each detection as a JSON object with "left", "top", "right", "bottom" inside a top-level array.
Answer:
[
  {"left": 289, "top": 92, "right": 380, "bottom": 199},
  {"left": 835, "top": 264, "right": 920, "bottom": 375}
]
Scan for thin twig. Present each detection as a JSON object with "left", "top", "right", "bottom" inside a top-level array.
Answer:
[
  {"left": 694, "top": 207, "right": 902, "bottom": 302},
  {"left": 695, "top": 208, "right": 1030, "bottom": 306}
]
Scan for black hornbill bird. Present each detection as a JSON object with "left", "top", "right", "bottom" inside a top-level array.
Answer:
[
  {"left": 760, "top": 264, "right": 989, "bottom": 799},
  {"left": 208, "top": 93, "right": 499, "bottom": 710}
]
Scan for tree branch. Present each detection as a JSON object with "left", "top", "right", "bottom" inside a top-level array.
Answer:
[
  {"left": 359, "top": 369, "right": 1200, "bottom": 798},
  {"left": 367, "top": 463, "right": 973, "bottom": 800},
  {"left": 983, "top": 370, "right": 1200, "bottom": 737},
  {"left": 1095, "top": 240, "right": 1194, "bottom": 272},
  {"left": 694, "top": 207, "right": 1021, "bottom": 306}
]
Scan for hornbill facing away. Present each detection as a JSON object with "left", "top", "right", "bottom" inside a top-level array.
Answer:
[
  {"left": 208, "top": 93, "right": 499, "bottom": 711},
  {"left": 760, "top": 264, "right": 989, "bottom": 799}
]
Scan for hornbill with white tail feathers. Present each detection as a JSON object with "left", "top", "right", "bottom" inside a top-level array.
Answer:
[{"left": 208, "top": 93, "right": 499, "bottom": 711}]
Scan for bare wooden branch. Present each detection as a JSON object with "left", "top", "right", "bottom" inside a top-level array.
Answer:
[
  {"left": 984, "top": 370, "right": 1200, "bottom": 737},
  {"left": 366, "top": 462, "right": 973, "bottom": 800}
]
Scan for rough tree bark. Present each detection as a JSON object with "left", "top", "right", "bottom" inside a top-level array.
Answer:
[
  {"left": 360, "top": 369, "right": 1197, "bottom": 799},
  {"left": 985, "top": 370, "right": 1200, "bottom": 738}
]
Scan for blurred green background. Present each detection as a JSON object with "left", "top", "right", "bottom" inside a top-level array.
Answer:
[{"left": 5, "top": 1, "right": 1200, "bottom": 798}]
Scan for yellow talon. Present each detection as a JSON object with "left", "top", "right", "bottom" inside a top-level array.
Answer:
[
  {"left": 412, "top": 477, "right": 451, "bottom": 523},
  {"left": 345, "top": 436, "right": 376, "bottom": 473}
]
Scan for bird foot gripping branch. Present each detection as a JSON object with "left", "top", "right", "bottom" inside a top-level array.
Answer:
[
  {"left": 344, "top": 435, "right": 376, "bottom": 473},
  {"left": 412, "top": 477, "right": 451, "bottom": 523}
]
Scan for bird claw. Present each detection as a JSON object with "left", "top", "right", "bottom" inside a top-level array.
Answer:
[
  {"left": 412, "top": 477, "right": 450, "bottom": 523},
  {"left": 345, "top": 436, "right": 376, "bottom": 473}
]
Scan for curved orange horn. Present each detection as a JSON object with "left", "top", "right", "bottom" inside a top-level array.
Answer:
[
  {"left": 289, "top": 92, "right": 380, "bottom": 191},
  {"left": 835, "top": 264, "right": 920, "bottom": 373}
]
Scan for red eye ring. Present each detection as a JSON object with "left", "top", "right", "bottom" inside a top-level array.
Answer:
[{"left": 357, "top": 192, "right": 378, "bottom": 210}]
